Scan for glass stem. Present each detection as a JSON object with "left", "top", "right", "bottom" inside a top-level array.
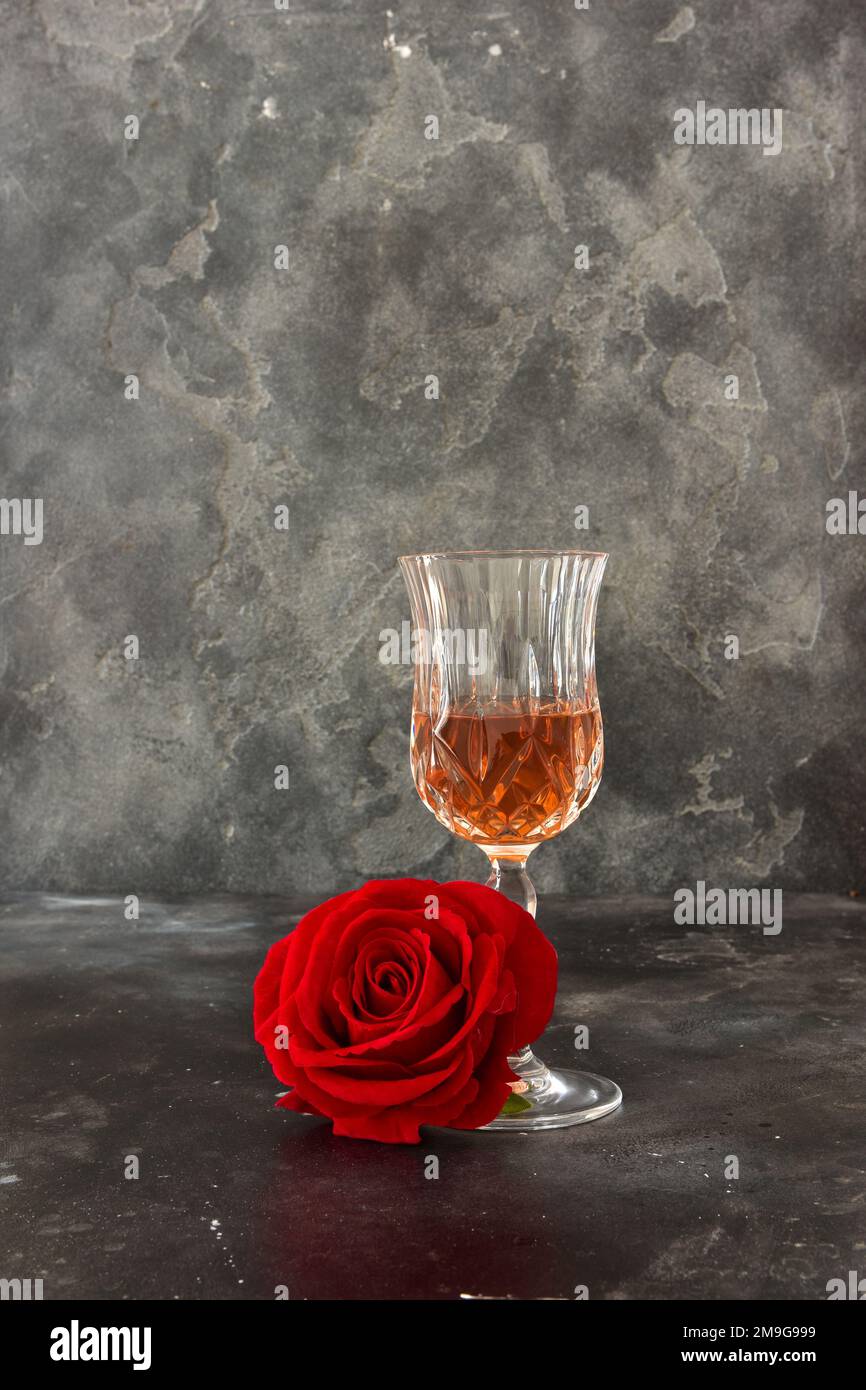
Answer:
[
  {"left": 484, "top": 853, "right": 537, "bottom": 919},
  {"left": 483, "top": 853, "right": 541, "bottom": 1083}
]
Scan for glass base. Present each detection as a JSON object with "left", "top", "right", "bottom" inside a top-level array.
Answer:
[{"left": 481, "top": 1047, "right": 622, "bottom": 1131}]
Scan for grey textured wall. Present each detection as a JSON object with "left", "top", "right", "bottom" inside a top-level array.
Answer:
[{"left": 1, "top": 0, "right": 864, "bottom": 898}]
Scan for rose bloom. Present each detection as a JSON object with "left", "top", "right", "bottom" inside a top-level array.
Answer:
[{"left": 253, "top": 878, "right": 557, "bottom": 1143}]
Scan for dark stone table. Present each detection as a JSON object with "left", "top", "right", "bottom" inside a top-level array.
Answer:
[{"left": 2, "top": 892, "right": 863, "bottom": 1301}]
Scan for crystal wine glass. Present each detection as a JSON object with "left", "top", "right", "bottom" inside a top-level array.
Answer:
[{"left": 399, "top": 549, "right": 622, "bottom": 1130}]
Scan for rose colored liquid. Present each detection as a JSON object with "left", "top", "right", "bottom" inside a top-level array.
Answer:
[{"left": 410, "top": 705, "right": 603, "bottom": 846}]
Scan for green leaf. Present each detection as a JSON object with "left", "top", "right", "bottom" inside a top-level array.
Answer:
[{"left": 499, "top": 1091, "right": 533, "bottom": 1116}]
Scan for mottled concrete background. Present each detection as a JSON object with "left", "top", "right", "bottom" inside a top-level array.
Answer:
[{"left": 1, "top": 0, "right": 864, "bottom": 897}]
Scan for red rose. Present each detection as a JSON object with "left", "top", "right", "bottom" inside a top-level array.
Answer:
[{"left": 253, "top": 878, "right": 557, "bottom": 1144}]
